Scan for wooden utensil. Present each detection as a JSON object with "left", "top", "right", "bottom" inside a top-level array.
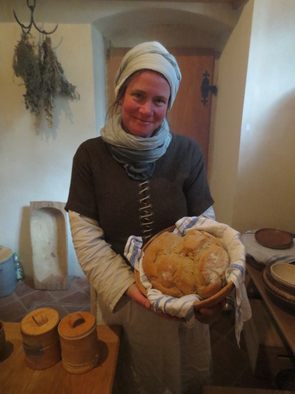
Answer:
[
  {"left": 193, "top": 281, "right": 234, "bottom": 311},
  {"left": 255, "top": 228, "right": 294, "bottom": 250},
  {"left": 263, "top": 265, "right": 295, "bottom": 312}
]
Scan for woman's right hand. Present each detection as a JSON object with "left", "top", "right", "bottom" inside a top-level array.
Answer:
[
  {"left": 126, "top": 284, "right": 186, "bottom": 322},
  {"left": 126, "top": 283, "right": 151, "bottom": 309}
]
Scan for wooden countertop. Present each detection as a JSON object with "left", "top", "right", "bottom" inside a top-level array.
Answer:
[
  {"left": 246, "top": 263, "right": 295, "bottom": 355},
  {"left": 202, "top": 385, "right": 294, "bottom": 394},
  {"left": 0, "top": 322, "right": 121, "bottom": 394}
]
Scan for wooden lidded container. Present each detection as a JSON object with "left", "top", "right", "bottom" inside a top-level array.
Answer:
[
  {"left": 58, "top": 311, "right": 99, "bottom": 374},
  {"left": 20, "top": 307, "right": 61, "bottom": 369}
]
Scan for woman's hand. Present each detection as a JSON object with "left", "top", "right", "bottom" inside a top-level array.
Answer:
[
  {"left": 194, "top": 300, "right": 225, "bottom": 324},
  {"left": 126, "top": 283, "right": 151, "bottom": 309},
  {"left": 127, "top": 284, "right": 224, "bottom": 324}
]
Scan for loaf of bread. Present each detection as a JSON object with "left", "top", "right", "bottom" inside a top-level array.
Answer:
[{"left": 142, "top": 229, "right": 230, "bottom": 299}]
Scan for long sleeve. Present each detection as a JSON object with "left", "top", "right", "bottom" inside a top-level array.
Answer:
[
  {"left": 68, "top": 210, "right": 135, "bottom": 311},
  {"left": 201, "top": 205, "right": 215, "bottom": 220}
]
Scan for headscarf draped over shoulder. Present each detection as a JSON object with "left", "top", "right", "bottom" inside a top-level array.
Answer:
[
  {"left": 114, "top": 41, "right": 182, "bottom": 109},
  {"left": 101, "top": 41, "right": 181, "bottom": 180}
]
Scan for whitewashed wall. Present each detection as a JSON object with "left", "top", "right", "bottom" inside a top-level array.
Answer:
[
  {"left": 234, "top": 0, "right": 295, "bottom": 232},
  {"left": 0, "top": 23, "right": 106, "bottom": 278},
  {"left": 210, "top": 0, "right": 295, "bottom": 234},
  {"left": 209, "top": 1, "right": 253, "bottom": 224}
]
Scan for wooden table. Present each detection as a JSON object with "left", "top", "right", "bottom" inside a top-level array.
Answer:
[
  {"left": 246, "top": 263, "right": 295, "bottom": 355},
  {"left": 0, "top": 322, "right": 121, "bottom": 394}
]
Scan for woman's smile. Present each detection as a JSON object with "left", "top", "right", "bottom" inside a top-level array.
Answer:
[{"left": 134, "top": 117, "right": 153, "bottom": 125}]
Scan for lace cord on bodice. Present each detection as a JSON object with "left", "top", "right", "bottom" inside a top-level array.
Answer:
[{"left": 138, "top": 180, "right": 154, "bottom": 242}]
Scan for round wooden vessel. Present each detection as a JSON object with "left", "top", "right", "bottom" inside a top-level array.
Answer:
[
  {"left": 255, "top": 228, "right": 294, "bottom": 250},
  {"left": 20, "top": 307, "right": 61, "bottom": 369},
  {"left": 58, "top": 311, "right": 99, "bottom": 374},
  {"left": 263, "top": 263, "right": 295, "bottom": 312},
  {"left": 136, "top": 226, "right": 234, "bottom": 312}
]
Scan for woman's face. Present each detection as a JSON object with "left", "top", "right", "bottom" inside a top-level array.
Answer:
[{"left": 120, "top": 70, "right": 170, "bottom": 138}]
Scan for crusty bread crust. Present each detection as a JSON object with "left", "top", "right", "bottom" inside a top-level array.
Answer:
[{"left": 142, "top": 229, "right": 230, "bottom": 299}]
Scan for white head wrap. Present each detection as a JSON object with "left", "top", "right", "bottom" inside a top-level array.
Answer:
[{"left": 114, "top": 41, "right": 182, "bottom": 109}]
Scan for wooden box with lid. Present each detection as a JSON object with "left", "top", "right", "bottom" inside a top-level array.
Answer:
[
  {"left": 20, "top": 307, "right": 61, "bottom": 369},
  {"left": 58, "top": 311, "right": 99, "bottom": 374}
]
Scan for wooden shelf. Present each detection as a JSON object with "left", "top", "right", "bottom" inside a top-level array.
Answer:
[{"left": 246, "top": 263, "right": 295, "bottom": 355}]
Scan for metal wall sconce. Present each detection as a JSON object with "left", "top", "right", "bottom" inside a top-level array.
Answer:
[{"left": 201, "top": 71, "right": 217, "bottom": 105}]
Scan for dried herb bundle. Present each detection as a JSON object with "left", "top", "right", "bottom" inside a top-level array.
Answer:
[
  {"left": 40, "top": 37, "right": 79, "bottom": 125},
  {"left": 13, "top": 33, "right": 42, "bottom": 114},
  {"left": 13, "top": 33, "right": 79, "bottom": 126}
]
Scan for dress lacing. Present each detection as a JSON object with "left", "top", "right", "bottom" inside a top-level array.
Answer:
[{"left": 138, "top": 180, "right": 154, "bottom": 242}]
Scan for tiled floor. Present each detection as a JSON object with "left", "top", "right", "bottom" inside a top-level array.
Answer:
[
  {"left": 0, "top": 277, "right": 277, "bottom": 391},
  {"left": 0, "top": 276, "right": 91, "bottom": 322}
]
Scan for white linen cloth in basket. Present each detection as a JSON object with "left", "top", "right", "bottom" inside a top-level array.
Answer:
[{"left": 124, "top": 216, "right": 252, "bottom": 345}]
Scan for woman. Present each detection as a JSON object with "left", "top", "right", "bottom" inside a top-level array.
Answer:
[{"left": 66, "top": 41, "right": 221, "bottom": 394}]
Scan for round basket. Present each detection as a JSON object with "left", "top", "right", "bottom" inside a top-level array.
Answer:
[{"left": 135, "top": 226, "right": 234, "bottom": 314}]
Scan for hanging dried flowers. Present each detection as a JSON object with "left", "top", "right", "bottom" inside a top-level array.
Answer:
[
  {"left": 13, "top": 33, "right": 79, "bottom": 126},
  {"left": 13, "top": 33, "right": 42, "bottom": 115}
]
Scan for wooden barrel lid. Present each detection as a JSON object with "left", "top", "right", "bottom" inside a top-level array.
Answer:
[
  {"left": 58, "top": 311, "right": 96, "bottom": 339},
  {"left": 0, "top": 246, "right": 13, "bottom": 263},
  {"left": 21, "top": 307, "right": 60, "bottom": 336}
]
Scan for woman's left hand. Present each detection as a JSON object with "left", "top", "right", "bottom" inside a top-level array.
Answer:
[{"left": 194, "top": 301, "right": 225, "bottom": 324}]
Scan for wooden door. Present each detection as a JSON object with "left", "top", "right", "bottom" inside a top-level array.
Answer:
[{"left": 107, "top": 48, "right": 215, "bottom": 165}]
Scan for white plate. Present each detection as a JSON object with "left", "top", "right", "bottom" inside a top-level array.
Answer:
[{"left": 270, "top": 261, "right": 295, "bottom": 289}]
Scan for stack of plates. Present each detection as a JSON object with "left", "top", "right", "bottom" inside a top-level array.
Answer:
[
  {"left": 271, "top": 261, "right": 295, "bottom": 288},
  {"left": 263, "top": 260, "right": 295, "bottom": 312}
]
